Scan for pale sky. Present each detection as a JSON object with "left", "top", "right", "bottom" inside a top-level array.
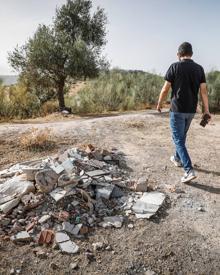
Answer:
[{"left": 0, "top": 0, "right": 219, "bottom": 75}]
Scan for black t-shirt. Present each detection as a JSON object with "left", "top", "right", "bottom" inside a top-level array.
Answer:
[{"left": 165, "top": 59, "right": 206, "bottom": 113}]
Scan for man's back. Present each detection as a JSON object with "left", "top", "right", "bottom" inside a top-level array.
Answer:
[{"left": 165, "top": 59, "right": 206, "bottom": 113}]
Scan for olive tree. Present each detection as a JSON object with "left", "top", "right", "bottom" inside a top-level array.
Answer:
[{"left": 9, "top": 0, "right": 107, "bottom": 110}]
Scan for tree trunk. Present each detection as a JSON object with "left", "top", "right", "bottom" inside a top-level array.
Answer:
[{"left": 57, "top": 77, "right": 66, "bottom": 111}]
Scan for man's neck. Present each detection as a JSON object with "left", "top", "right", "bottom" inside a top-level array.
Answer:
[{"left": 180, "top": 56, "right": 192, "bottom": 60}]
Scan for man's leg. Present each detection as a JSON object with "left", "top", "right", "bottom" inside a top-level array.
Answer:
[{"left": 170, "top": 112, "right": 193, "bottom": 173}]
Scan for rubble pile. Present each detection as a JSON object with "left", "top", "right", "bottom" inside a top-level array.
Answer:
[{"left": 0, "top": 145, "right": 165, "bottom": 254}]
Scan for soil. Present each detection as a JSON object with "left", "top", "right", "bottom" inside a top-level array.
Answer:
[{"left": 0, "top": 110, "right": 219, "bottom": 275}]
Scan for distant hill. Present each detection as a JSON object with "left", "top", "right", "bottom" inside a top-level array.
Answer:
[{"left": 0, "top": 75, "right": 18, "bottom": 86}]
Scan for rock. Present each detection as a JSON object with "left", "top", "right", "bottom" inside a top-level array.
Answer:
[
  {"left": 100, "top": 216, "right": 124, "bottom": 228},
  {"left": 35, "top": 169, "right": 59, "bottom": 193},
  {"left": 197, "top": 206, "right": 205, "bottom": 212},
  {"left": 134, "top": 176, "right": 149, "bottom": 192},
  {"left": 103, "top": 155, "right": 112, "bottom": 161},
  {"left": 96, "top": 184, "right": 115, "bottom": 199},
  {"left": 79, "top": 225, "right": 89, "bottom": 235},
  {"left": 92, "top": 242, "right": 104, "bottom": 251},
  {"left": 145, "top": 270, "right": 156, "bottom": 275},
  {"left": 128, "top": 224, "right": 134, "bottom": 228},
  {"left": 132, "top": 192, "right": 165, "bottom": 219},
  {"left": 0, "top": 216, "right": 11, "bottom": 226},
  {"left": 38, "top": 215, "right": 51, "bottom": 224},
  {"left": 21, "top": 193, "right": 44, "bottom": 210},
  {"left": 70, "top": 262, "right": 78, "bottom": 270},
  {"left": 58, "top": 240, "right": 79, "bottom": 254},
  {"left": 0, "top": 198, "right": 20, "bottom": 214},
  {"left": 86, "top": 170, "right": 109, "bottom": 178},
  {"left": 111, "top": 186, "right": 124, "bottom": 198},
  {"left": 11, "top": 231, "right": 32, "bottom": 243},
  {"left": 0, "top": 175, "right": 35, "bottom": 205},
  {"left": 62, "top": 222, "right": 75, "bottom": 235},
  {"left": 50, "top": 188, "right": 67, "bottom": 202}
]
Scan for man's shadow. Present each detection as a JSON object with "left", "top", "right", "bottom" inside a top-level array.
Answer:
[
  {"left": 194, "top": 167, "right": 220, "bottom": 177},
  {"left": 185, "top": 181, "right": 220, "bottom": 194}
]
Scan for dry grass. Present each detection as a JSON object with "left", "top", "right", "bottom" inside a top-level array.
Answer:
[{"left": 20, "top": 127, "right": 56, "bottom": 151}]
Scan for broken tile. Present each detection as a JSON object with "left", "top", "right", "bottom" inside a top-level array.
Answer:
[
  {"left": 38, "top": 229, "right": 55, "bottom": 244},
  {"left": 50, "top": 188, "right": 67, "bottom": 202},
  {"left": 61, "top": 159, "right": 74, "bottom": 174}
]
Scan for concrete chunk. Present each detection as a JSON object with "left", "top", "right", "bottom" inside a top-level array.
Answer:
[
  {"left": 96, "top": 184, "right": 115, "bottom": 199},
  {"left": 100, "top": 216, "right": 124, "bottom": 228},
  {"left": 0, "top": 198, "right": 20, "bottom": 214},
  {"left": 132, "top": 192, "right": 165, "bottom": 219},
  {"left": 11, "top": 231, "right": 32, "bottom": 243},
  {"left": 55, "top": 232, "right": 70, "bottom": 243}
]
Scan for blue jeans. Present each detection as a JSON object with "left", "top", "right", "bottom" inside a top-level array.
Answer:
[{"left": 170, "top": 112, "right": 195, "bottom": 173}]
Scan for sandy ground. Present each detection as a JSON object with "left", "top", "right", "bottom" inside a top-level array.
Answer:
[{"left": 0, "top": 110, "right": 219, "bottom": 275}]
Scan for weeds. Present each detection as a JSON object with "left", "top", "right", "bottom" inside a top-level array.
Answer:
[{"left": 20, "top": 128, "right": 56, "bottom": 151}]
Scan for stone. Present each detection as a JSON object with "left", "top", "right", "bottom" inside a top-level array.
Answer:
[
  {"left": 128, "top": 224, "right": 134, "bottom": 228},
  {"left": 50, "top": 188, "right": 67, "bottom": 202},
  {"left": 96, "top": 184, "right": 115, "bottom": 199},
  {"left": 92, "top": 242, "right": 104, "bottom": 251},
  {"left": 111, "top": 186, "right": 125, "bottom": 198},
  {"left": 86, "top": 170, "right": 109, "bottom": 178},
  {"left": 0, "top": 175, "right": 35, "bottom": 205},
  {"left": 134, "top": 176, "right": 149, "bottom": 192},
  {"left": 61, "top": 159, "right": 74, "bottom": 174},
  {"left": 58, "top": 240, "right": 79, "bottom": 254},
  {"left": 11, "top": 231, "right": 31, "bottom": 243},
  {"left": 55, "top": 232, "right": 70, "bottom": 243},
  {"left": 0, "top": 198, "right": 20, "bottom": 214},
  {"left": 22, "top": 167, "right": 43, "bottom": 181},
  {"left": 38, "top": 215, "right": 51, "bottom": 224},
  {"left": 70, "top": 262, "right": 78, "bottom": 270},
  {"left": 100, "top": 216, "right": 124, "bottom": 228},
  {"left": 21, "top": 193, "right": 44, "bottom": 210},
  {"left": 35, "top": 169, "right": 58, "bottom": 193},
  {"left": 79, "top": 225, "right": 89, "bottom": 235},
  {"left": 103, "top": 155, "right": 112, "bottom": 161},
  {"left": 72, "top": 223, "right": 83, "bottom": 235},
  {"left": 132, "top": 192, "right": 165, "bottom": 219}
]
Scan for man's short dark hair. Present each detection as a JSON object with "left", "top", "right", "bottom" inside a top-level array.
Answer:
[{"left": 178, "top": 42, "right": 193, "bottom": 57}]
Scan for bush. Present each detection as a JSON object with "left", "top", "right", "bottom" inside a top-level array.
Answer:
[
  {"left": 20, "top": 127, "right": 56, "bottom": 151},
  {"left": 69, "top": 69, "right": 163, "bottom": 113}
]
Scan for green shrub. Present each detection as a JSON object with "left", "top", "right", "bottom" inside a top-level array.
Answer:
[{"left": 69, "top": 69, "right": 163, "bottom": 113}]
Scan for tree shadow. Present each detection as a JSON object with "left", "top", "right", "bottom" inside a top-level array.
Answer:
[
  {"left": 185, "top": 181, "right": 220, "bottom": 194},
  {"left": 194, "top": 167, "right": 220, "bottom": 177}
]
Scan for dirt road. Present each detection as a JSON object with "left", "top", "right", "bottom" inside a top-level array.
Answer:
[{"left": 0, "top": 110, "right": 219, "bottom": 275}]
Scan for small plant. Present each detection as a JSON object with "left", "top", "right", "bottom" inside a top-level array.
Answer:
[{"left": 20, "top": 127, "right": 56, "bottom": 151}]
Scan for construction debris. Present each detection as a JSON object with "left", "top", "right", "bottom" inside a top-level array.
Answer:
[{"left": 0, "top": 145, "right": 166, "bottom": 255}]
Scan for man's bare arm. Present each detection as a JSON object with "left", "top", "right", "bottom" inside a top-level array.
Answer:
[
  {"left": 157, "top": 81, "right": 171, "bottom": 112},
  {"left": 200, "top": 83, "right": 211, "bottom": 116}
]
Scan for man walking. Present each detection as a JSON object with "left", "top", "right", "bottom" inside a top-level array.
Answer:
[{"left": 157, "top": 42, "right": 211, "bottom": 183}]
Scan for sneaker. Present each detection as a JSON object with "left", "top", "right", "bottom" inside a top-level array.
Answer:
[
  {"left": 181, "top": 169, "right": 197, "bottom": 183},
  {"left": 170, "top": 156, "right": 182, "bottom": 167}
]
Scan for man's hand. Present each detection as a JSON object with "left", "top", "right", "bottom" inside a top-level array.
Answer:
[
  {"left": 157, "top": 81, "right": 171, "bottom": 113},
  {"left": 157, "top": 102, "right": 162, "bottom": 112}
]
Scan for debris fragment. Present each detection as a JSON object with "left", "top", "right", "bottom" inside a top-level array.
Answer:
[
  {"left": 132, "top": 192, "right": 165, "bottom": 219},
  {"left": 11, "top": 231, "right": 32, "bottom": 243},
  {"left": 99, "top": 216, "right": 124, "bottom": 228}
]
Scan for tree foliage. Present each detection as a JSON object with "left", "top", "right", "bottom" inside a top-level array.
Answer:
[
  {"left": 8, "top": 0, "right": 107, "bottom": 110},
  {"left": 206, "top": 70, "right": 220, "bottom": 111}
]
